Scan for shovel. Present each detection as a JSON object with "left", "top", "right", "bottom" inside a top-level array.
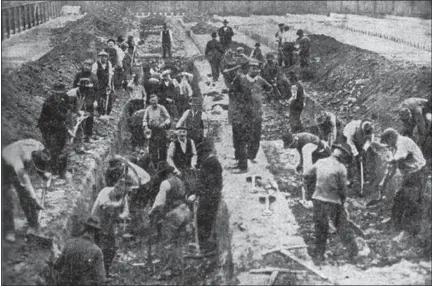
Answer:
[
  {"left": 359, "top": 156, "right": 365, "bottom": 197},
  {"left": 27, "top": 174, "right": 53, "bottom": 248},
  {"left": 69, "top": 111, "right": 90, "bottom": 143}
]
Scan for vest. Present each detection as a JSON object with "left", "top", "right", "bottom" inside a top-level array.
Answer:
[
  {"left": 173, "top": 139, "right": 193, "bottom": 171},
  {"left": 291, "top": 82, "right": 304, "bottom": 111},
  {"left": 162, "top": 30, "right": 171, "bottom": 44},
  {"left": 185, "top": 111, "right": 204, "bottom": 143},
  {"left": 165, "top": 176, "right": 186, "bottom": 211},
  {"left": 96, "top": 62, "right": 110, "bottom": 89}
]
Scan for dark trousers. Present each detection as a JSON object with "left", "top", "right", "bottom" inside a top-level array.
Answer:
[
  {"left": 391, "top": 168, "right": 426, "bottom": 235},
  {"left": 83, "top": 105, "right": 95, "bottom": 138},
  {"left": 2, "top": 159, "right": 39, "bottom": 233},
  {"left": 149, "top": 128, "right": 168, "bottom": 165},
  {"left": 289, "top": 107, "right": 303, "bottom": 133},
  {"left": 312, "top": 200, "right": 358, "bottom": 260},
  {"left": 197, "top": 194, "right": 221, "bottom": 252},
  {"left": 209, "top": 57, "right": 221, "bottom": 81},
  {"left": 97, "top": 232, "right": 117, "bottom": 276},
  {"left": 162, "top": 43, "right": 172, "bottom": 59},
  {"left": 221, "top": 40, "right": 231, "bottom": 52},
  {"left": 282, "top": 43, "right": 295, "bottom": 67},
  {"left": 97, "top": 90, "right": 114, "bottom": 115},
  {"left": 299, "top": 51, "right": 310, "bottom": 68},
  {"left": 40, "top": 125, "right": 68, "bottom": 176},
  {"left": 232, "top": 121, "right": 243, "bottom": 163},
  {"left": 246, "top": 117, "right": 262, "bottom": 161},
  {"left": 176, "top": 95, "right": 189, "bottom": 117}
]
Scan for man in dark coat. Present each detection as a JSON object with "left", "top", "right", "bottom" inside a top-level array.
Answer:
[
  {"left": 72, "top": 59, "right": 99, "bottom": 142},
  {"left": 205, "top": 31, "right": 224, "bottom": 82},
  {"left": 251, "top": 42, "right": 265, "bottom": 68},
  {"left": 92, "top": 50, "right": 114, "bottom": 116},
  {"left": 158, "top": 70, "right": 177, "bottom": 117},
  {"left": 38, "top": 83, "right": 70, "bottom": 178},
  {"left": 295, "top": 29, "right": 310, "bottom": 68},
  {"left": 194, "top": 139, "right": 223, "bottom": 253},
  {"left": 160, "top": 23, "right": 173, "bottom": 59},
  {"left": 398, "top": 97, "right": 429, "bottom": 145},
  {"left": 218, "top": 19, "right": 234, "bottom": 51},
  {"left": 54, "top": 216, "right": 106, "bottom": 285}
]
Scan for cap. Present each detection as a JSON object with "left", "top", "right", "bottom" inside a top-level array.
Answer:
[
  {"left": 83, "top": 215, "right": 102, "bottom": 231},
  {"left": 149, "top": 93, "right": 159, "bottom": 99},
  {"left": 399, "top": 107, "right": 411, "bottom": 121},
  {"left": 98, "top": 50, "right": 109, "bottom": 56},
  {"left": 176, "top": 126, "right": 188, "bottom": 131},
  {"left": 278, "top": 23, "right": 284, "bottom": 27},
  {"left": 380, "top": 128, "right": 398, "bottom": 144},
  {"left": 361, "top": 121, "right": 374, "bottom": 135},
  {"left": 255, "top": 42, "right": 260, "bottom": 47},
  {"left": 83, "top": 58, "right": 93, "bottom": 64},
  {"left": 211, "top": 31, "right": 217, "bottom": 38},
  {"left": 332, "top": 142, "right": 352, "bottom": 158},
  {"left": 247, "top": 59, "right": 261, "bottom": 67},
  {"left": 107, "top": 38, "right": 116, "bottom": 44},
  {"left": 31, "top": 149, "right": 51, "bottom": 172},
  {"left": 236, "top": 47, "right": 244, "bottom": 51},
  {"left": 189, "top": 97, "right": 202, "bottom": 106},
  {"left": 117, "top": 36, "right": 125, "bottom": 42},
  {"left": 149, "top": 78, "right": 160, "bottom": 84},
  {"left": 52, "top": 83, "right": 67, "bottom": 94},
  {"left": 156, "top": 161, "right": 175, "bottom": 175},
  {"left": 161, "top": 70, "right": 171, "bottom": 77},
  {"left": 223, "top": 19, "right": 228, "bottom": 23},
  {"left": 266, "top": 53, "right": 275, "bottom": 60},
  {"left": 296, "top": 29, "right": 304, "bottom": 36}
]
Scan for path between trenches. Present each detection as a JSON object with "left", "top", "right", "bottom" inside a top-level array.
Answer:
[{"left": 189, "top": 23, "right": 431, "bottom": 285}]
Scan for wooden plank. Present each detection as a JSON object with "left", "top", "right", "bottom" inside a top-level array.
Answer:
[
  {"left": 250, "top": 267, "right": 306, "bottom": 274},
  {"left": 1, "top": 9, "right": 5, "bottom": 40},
  {"left": 266, "top": 270, "right": 279, "bottom": 285},
  {"left": 262, "top": 244, "right": 308, "bottom": 256},
  {"left": 279, "top": 249, "right": 333, "bottom": 284}
]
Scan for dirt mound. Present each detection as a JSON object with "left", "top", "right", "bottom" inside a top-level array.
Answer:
[
  {"left": 1, "top": 5, "right": 134, "bottom": 147},
  {"left": 190, "top": 22, "right": 216, "bottom": 35},
  {"left": 308, "top": 34, "right": 432, "bottom": 132},
  {"left": 230, "top": 41, "right": 253, "bottom": 55}
]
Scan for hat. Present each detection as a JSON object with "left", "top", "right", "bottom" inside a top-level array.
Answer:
[
  {"left": 223, "top": 19, "right": 228, "bottom": 24},
  {"left": 236, "top": 47, "right": 244, "bottom": 51},
  {"left": 83, "top": 215, "right": 102, "bottom": 231},
  {"left": 52, "top": 83, "right": 67, "bottom": 94},
  {"left": 197, "top": 138, "right": 214, "bottom": 153},
  {"left": 161, "top": 70, "right": 171, "bottom": 77},
  {"left": 315, "top": 111, "right": 328, "bottom": 125},
  {"left": 120, "top": 42, "right": 129, "bottom": 49},
  {"left": 296, "top": 29, "right": 304, "bottom": 36},
  {"left": 255, "top": 42, "right": 260, "bottom": 47},
  {"left": 78, "top": 78, "right": 92, "bottom": 87},
  {"left": 98, "top": 50, "right": 109, "bottom": 56},
  {"left": 156, "top": 161, "right": 174, "bottom": 175},
  {"left": 399, "top": 107, "right": 411, "bottom": 121},
  {"left": 83, "top": 58, "right": 93, "bottom": 64},
  {"left": 380, "top": 128, "right": 398, "bottom": 144},
  {"left": 278, "top": 23, "right": 284, "bottom": 27},
  {"left": 332, "top": 142, "right": 352, "bottom": 158},
  {"left": 32, "top": 149, "right": 51, "bottom": 172},
  {"left": 211, "top": 31, "right": 217, "bottom": 38},
  {"left": 361, "top": 121, "right": 374, "bottom": 135},
  {"left": 149, "top": 78, "right": 160, "bottom": 84},
  {"left": 176, "top": 126, "right": 188, "bottom": 131},
  {"left": 189, "top": 97, "right": 202, "bottom": 106},
  {"left": 247, "top": 59, "right": 261, "bottom": 67},
  {"left": 117, "top": 36, "right": 125, "bottom": 42},
  {"left": 107, "top": 38, "right": 116, "bottom": 44},
  {"left": 266, "top": 53, "right": 275, "bottom": 60}
]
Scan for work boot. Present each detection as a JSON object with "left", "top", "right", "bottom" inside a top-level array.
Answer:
[{"left": 5, "top": 232, "right": 16, "bottom": 243}]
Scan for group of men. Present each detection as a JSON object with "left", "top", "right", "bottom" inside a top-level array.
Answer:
[{"left": 282, "top": 95, "right": 431, "bottom": 265}]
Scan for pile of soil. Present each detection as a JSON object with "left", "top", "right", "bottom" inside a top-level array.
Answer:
[
  {"left": 1, "top": 5, "right": 134, "bottom": 147},
  {"left": 183, "top": 13, "right": 210, "bottom": 24},
  {"left": 308, "top": 34, "right": 432, "bottom": 132},
  {"left": 190, "top": 22, "right": 216, "bottom": 35}
]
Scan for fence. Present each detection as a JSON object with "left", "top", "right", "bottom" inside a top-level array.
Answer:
[{"left": 1, "top": 1, "right": 63, "bottom": 41}]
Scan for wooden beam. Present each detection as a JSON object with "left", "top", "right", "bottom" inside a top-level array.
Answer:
[{"left": 249, "top": 267, "right": 306, "bottom": 274}]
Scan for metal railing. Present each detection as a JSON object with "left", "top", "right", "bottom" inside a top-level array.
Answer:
[{"left": 1, "top": 1, "right": 63, "bottom": 41}]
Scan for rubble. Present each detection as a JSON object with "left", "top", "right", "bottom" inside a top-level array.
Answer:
[{"left": 191, "top": 22, "right": 216, "bottom": 35}]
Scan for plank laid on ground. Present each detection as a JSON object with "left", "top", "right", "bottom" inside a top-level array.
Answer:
[{"left": 250, "top": 267, "right": 306, "bottom": 274}]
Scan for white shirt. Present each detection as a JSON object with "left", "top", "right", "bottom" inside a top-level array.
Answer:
[
  {"left": 167, "top": 139, "right": 198, "bottom": 171},
  {"left": 176, "top": 109, "right": 208, "bottom": 129},
  {"left": 91, "top": 61, "right": 114, "bottom": 85},
  {"left": 392, "top": 135, "right": 426, "bottom": 175},
  {"left": 343, "top": 120, "right": 375, "bottom": 156}
]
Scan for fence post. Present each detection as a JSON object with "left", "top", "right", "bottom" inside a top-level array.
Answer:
[
  {"left": 30, "top": 4, "right": 35, "bottom": 27},
  {"left": 1, "top": 9, "right": 5, "bottom": 40},
  {"left": 49, "top": 1, "right": 53, "bottom": 19},
  {"left": 6, "top": 8, "right": 11, "bottom": 38},
  {"left": 16, "top": 6, "right": 21, "bottom": 33},
  {"left": 11, "top": 7, "right": 16, "bottom": 34},
  {"left": 20, "top": 6, "right": 25, "bottom": 31}
]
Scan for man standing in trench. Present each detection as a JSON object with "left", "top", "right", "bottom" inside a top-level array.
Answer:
[
  {"left": 398, "top": 97, "right": 429, "bottom": 146},
  {"left": 176, "top": 97, "right": 206, "bottom": 146},
  {"left": 303, "top": 142, "right": 359, "bottom": 264},
  {"left": 38, "top": 83, "right": 70, "bottom": 178},
  {"left": 92, "top": 50, "right": 114, "bottom": 116},
  {"left": 205, "top": 31, "right": 224, "bottom": 82},
  {"left": 218, "top": 19, "right": 234, "bottom": 52},
  {"left": 161, "top": 23, "right": 173, "bottom": 59},
  {"left": 287, "top": 71, "right": 305, "bottom": 133}
]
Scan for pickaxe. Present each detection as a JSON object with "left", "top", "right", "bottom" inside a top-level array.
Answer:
[
  {"left": 246, "top": 175, "right": 262, "bottom": 193},
  {"left": 68, "top": 111, "right": 90, "bottom": 143}
]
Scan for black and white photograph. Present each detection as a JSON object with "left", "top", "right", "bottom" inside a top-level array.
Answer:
[{"left": 1, "top": 1, "right": 431, "bottom": 285}]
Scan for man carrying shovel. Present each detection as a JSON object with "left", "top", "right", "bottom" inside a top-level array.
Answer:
[
  {"left": 303, "top": 142, "right": 359, "bottom": 265},
  {"left": 2, "top": 139, "right": 51, "bottom": 242}
]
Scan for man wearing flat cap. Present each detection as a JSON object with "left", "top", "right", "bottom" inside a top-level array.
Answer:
[
  {"left": 91, "top": 176, "right": 132, "bottom": 278},
  {"left": 287, "top": 71, "right": 305, "bottom": 133},
  {"left": 71, "top": 59, "right": 99, "bottom": 142},
  {"left": 250, "top": 42, "right": 265, "bottom": 68},
  {"left": 38, "top": 83, "right": 70, "bottom": 178},
  {"left": 230, "top": 60, "right": 273, "bottom": 172},
  {"left": 54, "top": 216, "right": 106, "bottom": 285},
  {"left": 158, "top": 69, "right": 177, "bottom": 116},
  {"left": 176, "top": 97, "right": 207, "bottom": 145},
  {"left": 303, "top": 142, "right": 359, "bottom": 264},
  {"left": 2, "top": 139, "right": 50, "bottom": 242},
  {"left": 218, "top": 19, "right": 234, "bottom": 51},
  {"left": 194, "top": 139, "right": 223, "bottom": 253},
  {"left": 275, "top": 23, "right": 285, "bottom": 66},
  {"left": 167, "top": 126, "right": 198, "bottom": 175},
  {"left": 205, "top": 31, "right": 224, "bottom": 82},
  {"left": 92, "top": 49, "right": 114, "bottom": 116}
]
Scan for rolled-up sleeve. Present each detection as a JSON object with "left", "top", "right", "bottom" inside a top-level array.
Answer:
[
  {"left": 150, "top": 181, "right": 170, "bottom": 216},
  {"left": 167, "top": 142, "right": 176, "bottom": 169},
  {"left": 191, "top": 140, "right": 197, "bottom": 167}
]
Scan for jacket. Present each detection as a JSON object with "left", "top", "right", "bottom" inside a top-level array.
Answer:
[
  {"left": 198, "top": 155, "right": 223, "bottom": 199},
  {"left": 205, "top": 39, "right": 224, "bottom": 60},
  {"left": 38, "top": 94, "right": 69, "bottom": 130},
  {"left": 218, "top": 26, "right": 234, "bottom": 44},
  {"left": 54, "top": 234, "right": 106, "bottom": 285},
  {"left": 304, "top": 155, "right": 348, "bottom": 205}
]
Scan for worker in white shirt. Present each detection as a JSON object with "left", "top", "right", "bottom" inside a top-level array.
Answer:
[
  {"left": 380, "top": 128, "right": 426, "bottom": 235},
  {"left": 167, "top": 127, "right": 198, "bottom": 176},
  {"left": 92, "top": 50, "right": 114, "bottom": 116},
  {"left": 281, "top": 25, "right": 296, "bottom": 67},
  {"left": 174, "top": 71, "right": 194, "bottom": 116},
  {"left": 274, "top": 23, "right": 284, "bottom": 66}
]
